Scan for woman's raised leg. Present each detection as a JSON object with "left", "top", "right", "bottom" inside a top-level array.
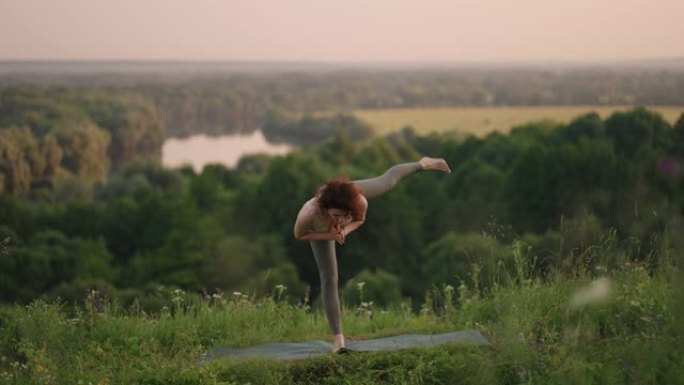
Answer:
[
  {"left": 353, "top": 158, "right": 450, "bottom": 198},
  {"left": 352, "top": 162, "right": 423, "bottom": 199}
]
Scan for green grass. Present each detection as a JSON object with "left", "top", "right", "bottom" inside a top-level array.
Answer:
[
  {"left": 351, "top": 106, "right": 684, "bottom": 136},
  {"left": 1, "top": 261, "right": 681, "bottom": 385}
]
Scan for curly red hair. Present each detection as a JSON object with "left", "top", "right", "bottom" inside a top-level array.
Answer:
[{"left": 315, "top": 177, "right": 365, "bottom": 221}]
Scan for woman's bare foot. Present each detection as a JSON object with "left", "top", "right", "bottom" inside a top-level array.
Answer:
[
  {"left": 332, "top": 333, "right": 346, "bottom": 353},
  {"left": 419, "top": 157, "right": 451, "bottom": 173}
]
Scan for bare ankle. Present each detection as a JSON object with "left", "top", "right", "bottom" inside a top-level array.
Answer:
[{"left": 332, "top": 333, "right": 345, "bottom": 351}]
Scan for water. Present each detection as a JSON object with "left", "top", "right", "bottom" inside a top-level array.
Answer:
[{"left": 162, "top": 130, "right": 291, "bottom": 172}]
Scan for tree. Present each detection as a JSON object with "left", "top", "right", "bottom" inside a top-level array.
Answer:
[
  {"left": 340, "top": 268, "right": 403, "bottom": 308},
  {"left": 55, "top": 122, "right": 111, "bottom": 183},
  {"left": 554, "top": 112, "right": 605, "bottom": 144},
  {"left": 421, "top": 232, "right": 510, "bottom": 294},
  {"left": 504, "top": 145, "right": 562, "bottom": 232},
  {"left": 0, "top": 86, "right": 89, "bottom": 137},
  {"left": 0, "top": 228, "right": 115, "bottom": 303},
  {"left": 343, "top": 187, "right": 425, "bottom": 297},
  {"left": 444, "top": 158, "right": 505, "bottom": 231},
  {"left": 605, "top": 108, "right": 671, "bottom": 157},
  {"left": 245, "top": 262, "right": 307, "bottom": 300},
  {"left": 671, "top": 112, "right": 684, "bottom": 156},
  {"left": 79, "top": 95, "right": 164, "bottom": 171},
  {"left": 200, "top": 236, "right": 257, "bottom": 290},
  {"left": 0, "top": 127, "right": 42, "bottom": 195}
]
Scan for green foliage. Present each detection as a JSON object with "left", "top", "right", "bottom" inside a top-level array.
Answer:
[
  {"left": 200, "top": 234, "right": 304, "bottom": 298},
  {"left": 55, "top": 122, "right": 111, "bottom": 183},
  {"left": 445, "top": 158, "right": 505, "bottom": 230},
  {"left": 553, "top": 112, "right": 605, "bottom": 144},
  {"left": 53, "top": 175, "right": 94, "bottom": 204},
  {"left": 0, "top": 229, "right": 115, "bottom": 302},
  {"left": 605, "top": 107, "right": 671, "bottom": 156},
  {"left": 77, "top": 92, "right": 165, "bottom": 171},
  {"left": 0, "top": 126, "right": 59, "bottom": 195},
  {"left": 671, "top": 112, "right": 684, "bottom": 156},
  {"left": 0, "top": 86, "right": 90, "bottom": 136},
  {"left": 262, "top": 109, "right": 374, "bottom": 146},
  {"left": 1, "top": 103, "right": 683, "bottom": 322},
  {"left": 504, "top": 144, "right": 562, "bottom": 232},
  {"left": 340, "top": 269, "right": 403, "bottom": 308},
  {"left": 245, "top": 262, "right": 308, "bottom": 301},
  {"left": 95, "top": 160, "right": 186, "bottom": 201},
  {"left": 0, "top": 88, "right": 166, "bottom": 197},
  {"left": 422, "top": 232, "right": 512, "bottom": 294}
]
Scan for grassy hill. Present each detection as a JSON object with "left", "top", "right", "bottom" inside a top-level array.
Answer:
[{"left": 1, "top": 256, "right": 680, "bottom": 384}]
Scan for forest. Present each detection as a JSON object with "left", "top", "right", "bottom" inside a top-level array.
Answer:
[
  {"left": 2, "top": 62, "right": 684, "bottom": 139},
  {"left": 1, "top": 70, "right": 683, "bottom": 309}
]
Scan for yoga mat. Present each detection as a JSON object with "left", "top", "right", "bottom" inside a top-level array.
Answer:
[{"left": 200, "top": 329, "right": 489, "bottom": 363}]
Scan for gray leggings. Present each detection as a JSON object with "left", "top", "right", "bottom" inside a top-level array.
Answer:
[{"left": 310, "top": 162, "right": 422, "bottom": 335}]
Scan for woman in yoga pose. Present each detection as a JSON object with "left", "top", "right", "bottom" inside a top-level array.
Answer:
[{"left": 293, "top": 157, "right": 451, "bottom": 353}]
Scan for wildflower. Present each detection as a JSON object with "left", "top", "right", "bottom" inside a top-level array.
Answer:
[
  {"left": 517, "top": 332, "right": 526, "bottom": 343},
  {"left": 658, "top": 157, "right": 679, "bottom": 177},
  {"left": 570, "top": 277, "right": 612, "bottom": 309}
]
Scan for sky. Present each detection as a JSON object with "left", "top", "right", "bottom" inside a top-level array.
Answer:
[{"left": 1, "top": 0, "right": 683, "bottom": 63}]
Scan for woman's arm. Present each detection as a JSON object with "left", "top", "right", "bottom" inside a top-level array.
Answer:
[
  {"left": 341, "top": 220, "right": 364, "bottom": 238},
  {"left": 299, "top": 231, "right": 344, "bottom": 242},
  {"left": 294, "top": 202, "right": 344, "bottom": 243},
  {"left": 340, "top": 195, "right": 368, "bottom": 238}
]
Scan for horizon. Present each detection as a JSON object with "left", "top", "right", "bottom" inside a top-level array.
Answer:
[
  {"left": 1, "top": 56, "right": 684, "bottom": 74},
  {"left": 2, "top": 56, "right": 684, "bottom": 64}
]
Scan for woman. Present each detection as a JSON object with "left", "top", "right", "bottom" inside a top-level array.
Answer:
[{"left": 293, "top": 156, "right": 451, "bottom": 353}]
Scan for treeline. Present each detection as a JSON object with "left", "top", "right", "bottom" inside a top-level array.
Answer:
[
  {"left": 0, "top": 87, "right": 164, "bottom": 195},
  {"left": 0, "top": 85, "right": 376, "bottom": 195},
  {"left": 261, "top": 109, "right": 374, "bottom": 145},
  {"left": 2, "top": 66, "right": 684, "bottom": 139},
  {"left": 1, "top": 107, "right": 683, "bottom": 309}
]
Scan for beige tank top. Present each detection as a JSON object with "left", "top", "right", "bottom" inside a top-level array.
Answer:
[{"left": 305, "top": 198, "right": 353, "bottom": 233}]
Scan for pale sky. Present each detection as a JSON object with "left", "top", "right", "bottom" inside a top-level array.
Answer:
[{"left": 1, "top": 0, "right": 683, "bottom": 62}]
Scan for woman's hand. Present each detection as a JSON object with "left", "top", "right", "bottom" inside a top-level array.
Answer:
[
  {"left": 333, "top": 224, "right": 346, "bottom": 245},
  {"left": 335, "top": 231, "right": 345, "bottom": 245}
]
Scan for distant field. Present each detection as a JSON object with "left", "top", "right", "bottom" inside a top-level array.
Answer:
[{"left": 352, "top": 106, "right": 684, "bottom": 137}]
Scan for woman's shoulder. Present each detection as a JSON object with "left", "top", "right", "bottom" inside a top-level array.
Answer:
[
  {"left": 304, "top": 197, "right": 317, "bottom": 208},
  {"left": 300, "top": 198, "right": 320, "bottom": 217}
]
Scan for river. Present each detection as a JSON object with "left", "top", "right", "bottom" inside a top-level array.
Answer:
[{"left": 162, "top": 130, "right": 291, "bottom": 172}]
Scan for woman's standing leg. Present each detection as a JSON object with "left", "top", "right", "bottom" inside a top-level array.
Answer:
[{"left": 310, "top": 240, "right": 343, "bottom": 336}]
